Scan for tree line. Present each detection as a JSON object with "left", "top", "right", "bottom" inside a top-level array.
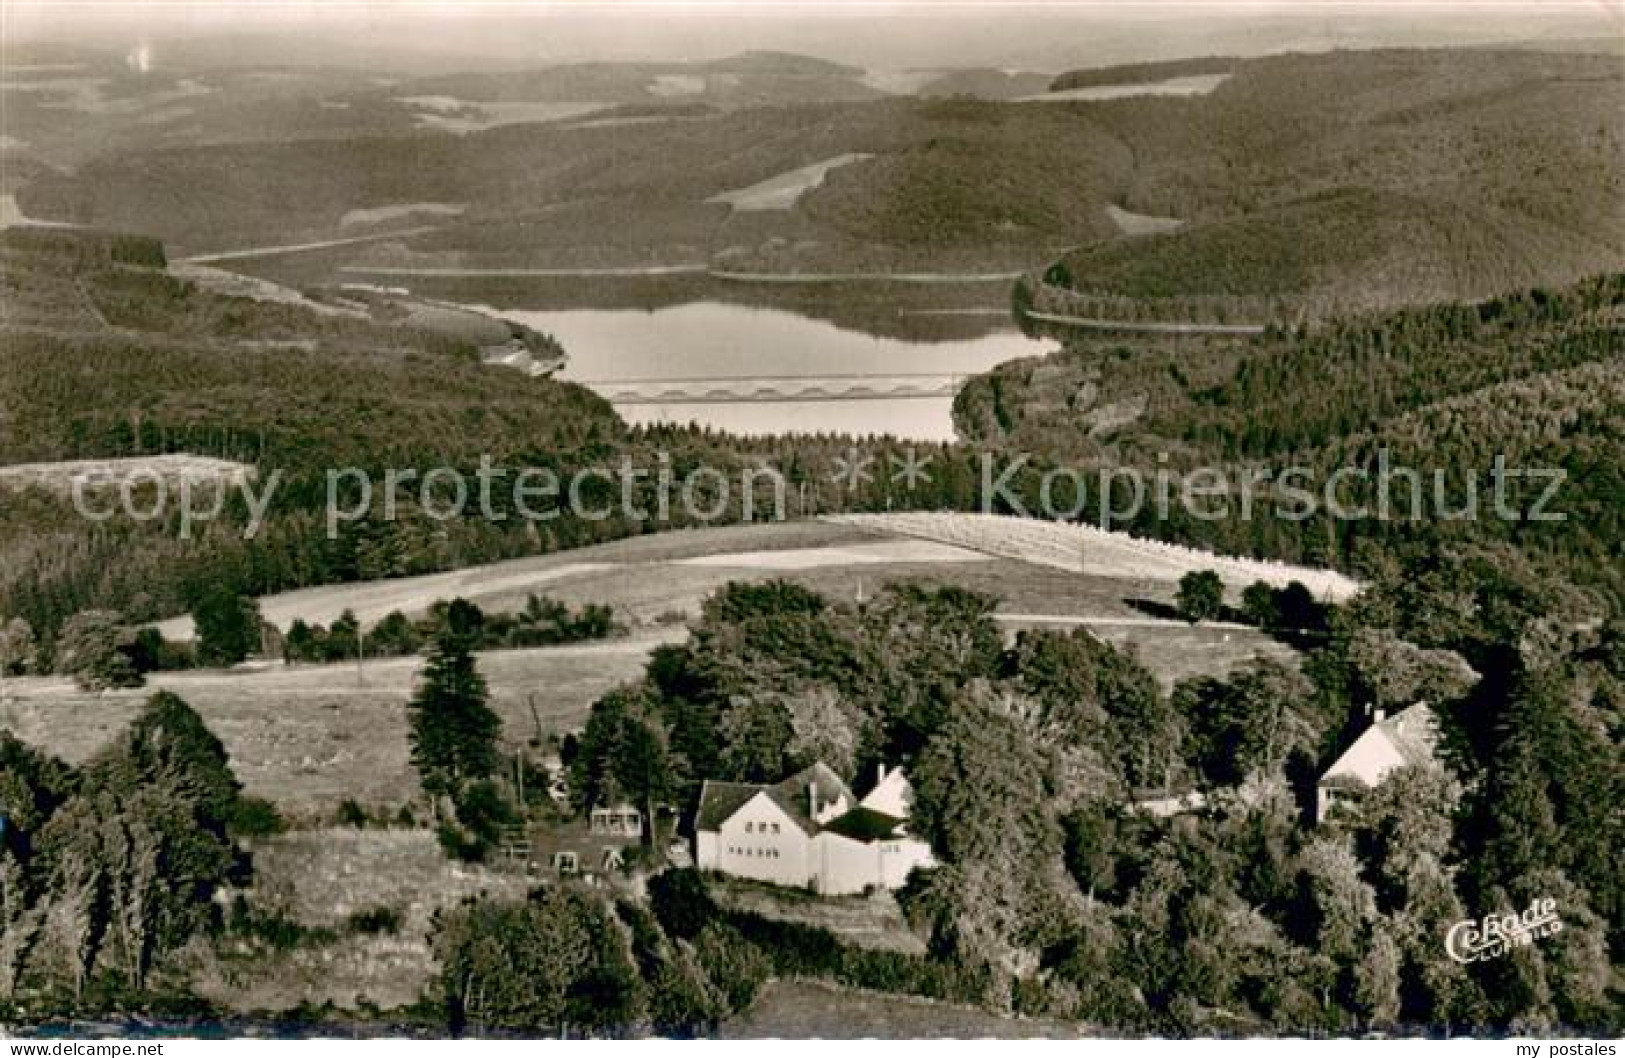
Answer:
[{"left": 1, "top": 694, "right": 266, "bottom": 1009}]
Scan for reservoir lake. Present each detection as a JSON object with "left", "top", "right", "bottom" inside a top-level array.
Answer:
[{"left": 493, "top": 300, "right": 1058, "bottom": 443}]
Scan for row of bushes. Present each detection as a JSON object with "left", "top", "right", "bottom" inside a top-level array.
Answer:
[{"left": 284, "top": 594, "right": 622, "bottom": 665}]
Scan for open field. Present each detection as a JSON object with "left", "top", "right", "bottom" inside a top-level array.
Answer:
[
  {"left": 181, "top": 227, "right": 441, "bottom": 266},
  {"left": 0, "top": 453, "right": 255, "bottom": 496},
  {"left": 4, "top": 519, "right": 1299, "bottom": 817},
  {"left": 0, "top": 635, "right": 667, "bottom": 820},
  {"left": 156, "top": 561, "right": 618, "bottom": 639},
  {"left": 149, "top": 519, "right": 1294, "bottom": 686},
  {"left": 170, "top": 263, "right": 370, "bottom": 318},
  {"left": 707, "top": 153, "right": 873, "bottom": 212},
  {"left": 339, "top": 202, "right": 467, "bottom": 228},
  {"left": 826, "top": 512, "right": 1362, "bottom": 601},
  {"left": 724, "top": 978, "right": 1086, "bottom": 1039},
  {"left": 153, "top": 521, "right": 966, "bottom": 637},
  {"left": 399, "top": 97, "right": 611, "bottom": 133}
]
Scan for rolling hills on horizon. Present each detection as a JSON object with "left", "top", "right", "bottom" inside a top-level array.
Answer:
[
  {"left": 5, "top": 12, "right": 1625, "bottom": 1040},
  {"left": 12, "top": 45, "right": 1619, "bottom": 318}
]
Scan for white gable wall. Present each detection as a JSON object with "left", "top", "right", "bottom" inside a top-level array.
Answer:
[
  {"left": 1323, "top": 728, "right": 1407, "bottom": 786},
  {"left": 859, "top": 769, "right": 914, "bottom": 818},
  {"left": 1317, "top": 728, "right": 1407, "bottom": 822},
  {"left": 710, "top": 791, "right": 812, "bottom": 888}
]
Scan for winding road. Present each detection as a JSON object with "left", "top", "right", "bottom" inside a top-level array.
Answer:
[
  {"left": 1023, "top": 309, "right": 1265, "bottom": 336},
  {"left": 182, "top": 226, "right": 441, "bottom": 264},
  {"left": 341, "top": 263, "right": 1024, "bottom": 284}
]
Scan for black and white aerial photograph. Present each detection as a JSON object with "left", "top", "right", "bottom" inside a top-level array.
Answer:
[{"left": 0, "top": 0, "right": 1620, "bottom": 1047}]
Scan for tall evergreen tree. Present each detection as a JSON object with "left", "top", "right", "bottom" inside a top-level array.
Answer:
[
  {"left": 192, "top": 588, "right": 261, "bottom": 668},
  {"left": 407, "top": 600, "right": 500, "bottom": 805},
  {"left": 571, "top": 689, "right": 673, "bottom": 843}
]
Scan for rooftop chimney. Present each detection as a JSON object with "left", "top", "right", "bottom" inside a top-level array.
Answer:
[{"left": 808, "top": 781, "right": 819, "bottom": 819}]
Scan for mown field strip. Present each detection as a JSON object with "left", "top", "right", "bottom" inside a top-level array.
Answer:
[{"left": 825, "top": 512, "right": 1361, "bottom": 600}]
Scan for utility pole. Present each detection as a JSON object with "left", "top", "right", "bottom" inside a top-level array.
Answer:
[{"left": 528, "top": 693, "right": 544, "bottom": 745}]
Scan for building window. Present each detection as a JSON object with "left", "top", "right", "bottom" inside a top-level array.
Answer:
[
  {"left": 771, "top": 823, "right": 780, "bottom": 834},
  {"left": 745, "top": 822, "right": 754, "bottom": 833}
]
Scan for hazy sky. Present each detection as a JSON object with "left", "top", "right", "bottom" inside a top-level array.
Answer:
[{"left": 5, "top": 1, "right": 1620, "bottom": 71}]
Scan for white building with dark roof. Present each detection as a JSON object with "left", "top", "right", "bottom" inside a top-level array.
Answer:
[
  {"left": 694, "top": 762, "right": 936, "bottom": 895},
  {"left": 1316, "top": 703, "right": 1443, "bottom": 823}
]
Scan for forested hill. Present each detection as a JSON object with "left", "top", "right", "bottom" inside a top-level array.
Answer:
[
  {"left": 957, "top": 275, "right": 1625, "bottom": 600},
  {"left": 1048, "top": 55, "right": 1236, "bottom": 91},
  {"left": 18, "top": 47, "right": 1620, "bottom": 292},
  {"left": 2, "top": 229, "right": 1620, "bottom": 649},
  {"left": 0, "top": 229, "right": 954, "bottom": 646},
  {"left": 1031, "top": 47, "right": 1623, "bottom": 320},
  {"left": 0, "top": 228, "right": 627, "bottom": 642}
]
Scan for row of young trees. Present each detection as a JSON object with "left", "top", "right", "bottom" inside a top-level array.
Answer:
[
  {"left": 3, "top": 586, "right": 623, "bottom": 695},
  {"left": 0, "top": 585, "right": 264, "bottom": 692},
  {"left": 285, "top": 594, "right": 620, "bottom": 667}
]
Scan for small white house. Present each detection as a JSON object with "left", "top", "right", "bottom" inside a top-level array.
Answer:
[
  {"left": 694, "top": 762, "right": 936, "bottom": 895},
  {"left": 1316, "top": 703, "right": 1442, "bottom": 823}
]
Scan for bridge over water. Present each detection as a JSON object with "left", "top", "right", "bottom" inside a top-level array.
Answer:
[{"left": 587, "top": 372, "right": 970, "bottom": 404}]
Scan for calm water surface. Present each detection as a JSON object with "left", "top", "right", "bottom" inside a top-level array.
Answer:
[{"left": 496, "top": 300, "right": 1056, "bottom": 442}]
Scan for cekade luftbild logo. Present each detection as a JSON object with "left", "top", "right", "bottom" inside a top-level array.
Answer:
[{"left": 1445, "top": 896, "right": 1563, "bottom": 964}]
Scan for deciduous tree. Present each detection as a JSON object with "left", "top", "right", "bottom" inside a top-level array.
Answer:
[{"left": 1176, "top": 570, "right": 1225, "bottom": 624}]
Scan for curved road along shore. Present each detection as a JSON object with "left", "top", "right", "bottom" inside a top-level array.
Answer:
[
  {"left": 340, "top": 263, "right": 1024, "bottom": 284},
  {"left": 1023, "top": 309, "right": 1265, "bottom": 336}
]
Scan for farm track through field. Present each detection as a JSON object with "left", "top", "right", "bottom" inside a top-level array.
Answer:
[
  {"left": 826, "top": 512, "right": 1361, "bottom": 600},
  {"left": 996, "top": 612, "right": 1253, "bottom": 631},
  {"left": 182, "top": 226, "right": 441, "bottom": 264}
]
